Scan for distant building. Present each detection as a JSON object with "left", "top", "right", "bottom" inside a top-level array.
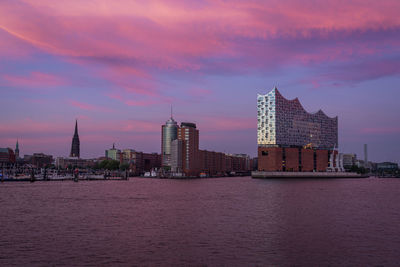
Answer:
[
  {"left": 178, "top": 122, "right": 199, "bottom": 175},
  {"left": 132, "top": 152, "right": 161, "bottom": 175},
  {"left": 120, "top": 149, "right": 161, "bottom": 175},
  {"left": 197, "top": 150, "right": 252, "bottom": 176},
  {"left": 364, "top": 144, "right": 368, "bottom": 168},
  {"left": 161, "top": 116, "right": 178, "bottom": 167},
  {"left": 377, "top": 162, "right": 398, "bottom": 171},
  {"left": 122, "top": 149, "right": 136, "bottom": 164},
  {"left": 70, "top": 120, "right": 80, "bottom": 158},
  {"left": 105, "top": 144, "right": 121, "bottom": 161},
  {"left": 160, "top": 114, "right": 251, "bottom": 176},
  {"left": 56, "top": 157, "right": 95, "bottom": 169},
  {"left": 24, "top": 153, "right": 53, "bottom": 168},
  {"left": 0, "top": 148, "right": 16, "bottom": 165},
  {"left": 257, "top": 87, "right": 339, "bottom": 172},
  {"left": 342, "top": 153, "right": 357, "bottom": 169}
]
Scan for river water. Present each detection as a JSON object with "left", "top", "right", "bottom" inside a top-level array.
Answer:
[{"left": 1, "top": 177, "right": 400, "bottom": 266}]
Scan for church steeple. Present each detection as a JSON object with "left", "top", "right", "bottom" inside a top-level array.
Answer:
[
  {"left": 15, "top": 139, "right": 20, "bottom": 159},
  {"left": 74, "top": 120, "right": 78, "bottom": 135},
  {"left": 70, "top": 120, "right": 80, "bottom": 158}
]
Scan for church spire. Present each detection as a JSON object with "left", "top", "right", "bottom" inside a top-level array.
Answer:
[
  {"left": 70, "top": 119, "right": 80, "bottom": 158},
  {"left": 15, "top": 139, "right": 20, "bottom": 159}
]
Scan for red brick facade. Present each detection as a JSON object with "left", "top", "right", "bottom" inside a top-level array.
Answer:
[
  {"left": 301, "top": 149, "right": 314, "bottom": 172},
  {"left": 316, "top": 150, "right": 329, "bottom": 171},
  {"left": 178, "top": 125, "right": 199, "bottom": 176},
  {"left": 258, "top": 147, "right": 332, "bottom": 172},
  {"left": 0, "top": 148, "right": 16, "bottom": 164},
  {"left": 198, "top": 150, "right": 251, "bottom": 176},
  {"left": 258, "top": 147, "right": 283, "bottom": 171},
  {"left": 284, "top": 147, "right": 299, "bottom": 172}
]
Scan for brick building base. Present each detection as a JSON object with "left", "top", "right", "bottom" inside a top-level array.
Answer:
[{"left": 258, "top": 147, "right": 332, "bottom": 172}]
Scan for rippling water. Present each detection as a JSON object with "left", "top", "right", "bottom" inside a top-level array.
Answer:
[{"left": 1, "top": 177, "right": 400, "bottom": 266}]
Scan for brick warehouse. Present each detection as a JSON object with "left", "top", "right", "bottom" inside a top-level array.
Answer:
[{"left": 258, "top": 147, "right": 338, "bottom": 172}]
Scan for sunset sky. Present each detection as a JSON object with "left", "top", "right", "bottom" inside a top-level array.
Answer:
[{"left": 1, "top": 0, "right": 399, "bottom": 163}]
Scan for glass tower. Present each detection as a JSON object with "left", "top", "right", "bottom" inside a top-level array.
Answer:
[{"left": 161, "top": 116, "right": 178, "bottom": 166}]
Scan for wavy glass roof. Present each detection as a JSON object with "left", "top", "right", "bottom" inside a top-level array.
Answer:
[{"left": 258, "top": 87, "right": 338, "bottom": 149}]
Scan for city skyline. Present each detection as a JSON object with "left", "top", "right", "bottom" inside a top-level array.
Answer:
[{"left": 1, "top": 1, "right": 400, "bottom": 163}]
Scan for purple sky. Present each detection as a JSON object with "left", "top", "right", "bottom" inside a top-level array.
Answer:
[{"left": 1, "top": 0, "right": 399, "bottom": 163}]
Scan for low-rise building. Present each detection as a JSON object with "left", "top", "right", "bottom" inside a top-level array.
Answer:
[
  {"left": 0, "top": 148, "right": 16, "bottom": 165},
  {"left": 119, "top": 149, "right": 161, "bottom": 175},
  {"left": 24, "top": 153, "right": 53, "bottom": 168},
  {"left": 342, "top": 153, "right": 357, "bottom": 169},
  {"left": 55, "top": 157, "right": 95, "bottom": 169},
  {"left": 377, "top": 162, "right": 399, "bottom": 171}
]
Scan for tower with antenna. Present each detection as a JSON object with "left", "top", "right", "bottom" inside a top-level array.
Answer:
[{"left": 161, "top": 106, "right": 178, "bottom": 167}]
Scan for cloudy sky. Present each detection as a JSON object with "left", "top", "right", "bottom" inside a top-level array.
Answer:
[{"left": 1, "top": 0, "right": 399, "bottom": 163}]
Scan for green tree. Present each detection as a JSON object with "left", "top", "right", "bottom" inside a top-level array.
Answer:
[
  {"left": 106, "top": 160, "right": 120, "bottom": 170},
  {"left": 120, "top": 162, "right": 129, "bottom": 171}
]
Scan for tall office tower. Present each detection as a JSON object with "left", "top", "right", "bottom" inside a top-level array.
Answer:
[
  {"left": 70, "top": 120, "right": 80, "bottom": 158},
  {"left": 178, "top": 122, "right": 199, "bottom": 175},
  {"left": 257, "top": 87, "right": 339, "bottom": 172},
  {"left": 257, "top": 87, "right": 338, "bottom": 149},
  {"left": 15, "top": 140, "right": 19, "bottom": 159},
  {"left": 364, "top": 144, "right": 368, "bottom": 167},
  {"left": 161, "top": 115, "right": 178, "bottom": 167}
]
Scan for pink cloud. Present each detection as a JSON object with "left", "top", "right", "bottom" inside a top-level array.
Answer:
[
  {"left": 3, "top": 71, "right": 66, "bottom": 88},
  {"left": 106, "top": 92, "right": 165, "bottom": 107},
  {"left": 0, "top": 0, "right": 399, "bottom": 102},
  {"left": 68, "top": 100, "right": 114, "bottom": 113},
  {"left": 189, "top": 88, "right": 212, "bottom": 97},
  {"left": 2, "top": 0, "right": 399, "bottom": 69}
]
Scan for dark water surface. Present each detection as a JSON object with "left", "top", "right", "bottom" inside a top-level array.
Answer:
[{"left": 1, "top": 177, "right": 400, "bottom": 266}]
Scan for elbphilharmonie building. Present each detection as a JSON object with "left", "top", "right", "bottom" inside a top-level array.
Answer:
[
  {"left": 257, "top": 87, "right": 338, "bottom": 149},
  {"left": 257, "top": 87, "right": 339, "bottom": 172}
]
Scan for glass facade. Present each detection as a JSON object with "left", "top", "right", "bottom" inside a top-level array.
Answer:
[
  {"left": 257, "top": 87, "right": 338, "bottom": 149},
  {"left": 162, "top": 117, "right": 178, "bottom": 166}
]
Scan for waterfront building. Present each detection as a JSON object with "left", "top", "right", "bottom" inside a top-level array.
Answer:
[
  {"left": 197, "top": 150, "right": 252, "bottom": 176},
  {"left": 24, "top": 153, "right": 53, "bottom": 168},
  {"left": 119, "top": 148, "right": 161, "bottom": 175},
  {"left": 178, "top": 122, "right": 199, "bottom": 175},
  {"left": 161, "top": 115, "right": 178, "bottom": 167},
  {"left": 70, "top": 120, "right": 80, "bottom": 158},
  {"left": 105, "top": 144, "right": 121, "bottom": 161},
  {"left": 122, "top": 149, "right": 136, "bottom": 164},
  {"left": 0, "top": 148, "right": 16, "bottom": 165},
  {"left": 56, "top": 157, "right": 95, "bottom": 169},
  {"left": 160, "top": 115, "right": 252, "bottom": 176},
  {"left": 342, "top": 153, "right": 357, "bottom": 169},
  {"left": 377, "top": 162, "right": 398, "bottom": 171},
  {"left": 133, "top": 152, "right": 161, "bottom": 175},
  {"left": 257, "top": 87, "right": 339, "bottom": 172}
]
